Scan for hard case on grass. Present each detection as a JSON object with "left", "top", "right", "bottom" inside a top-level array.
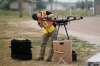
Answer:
[
  {"left": 53, "top": 40, "right": 72, "bottom": 64},
  {"left": 10, "top": 39, "right": 32, "bottom": 60}
]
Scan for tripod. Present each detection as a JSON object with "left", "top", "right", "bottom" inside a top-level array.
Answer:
[
  {"left": 56, "top": 21, "right": 70, "bottom": 40},
  {"left": 55, "top": 16, "right": 83, "bottom": 40}
]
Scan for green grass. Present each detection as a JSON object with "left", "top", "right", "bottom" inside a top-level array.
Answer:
[
  {"left": 71, "top": 37, "right": 96, "bottom": 65},
  {"left": 0, "top": 10, "right": 32, "bottom": 23},
  {"left": 0, "top": 10, "right": 30, "bottom": 16},
  {"left": 72, "top": 37, "right": 94, "bottom": 51},
  {"left": 0, "top": 9, "right": 90, "bottom": 23},
  {"left": 0, "top": 10, "right": 18, "bottom": 16}
]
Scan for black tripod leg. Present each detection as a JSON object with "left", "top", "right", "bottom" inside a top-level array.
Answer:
[
  {"left": 56, "top": 25, "right": 60, "bottom": 39},
  {"left": 64, "top": 24, "right": 69, "bottom": 40}
]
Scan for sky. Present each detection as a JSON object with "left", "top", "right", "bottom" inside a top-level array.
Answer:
[{"left": 57, "top": 0, "right": 78, "bottom": 2}]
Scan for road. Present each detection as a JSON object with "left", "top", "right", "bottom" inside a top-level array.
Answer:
[{"left": 68, "top": 16, "right": 100, "bottom": 45}]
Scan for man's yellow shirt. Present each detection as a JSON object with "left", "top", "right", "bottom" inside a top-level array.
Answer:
[{"left": 41, "top": 25, "right": 55, "bottom": 34}]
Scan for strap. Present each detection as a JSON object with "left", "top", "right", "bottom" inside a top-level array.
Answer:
[{"left": 39, "top": 11, "right": 47, "bottom": 18}]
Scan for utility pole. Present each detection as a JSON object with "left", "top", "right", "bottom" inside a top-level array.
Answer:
[
  {"left": 85, "top": 0, "right": 88, "bottom": 15},
  {"left": 85, "top": 0, "right": 88, "bottom": 10},
  {"left": 56, "top": 0, "right": 57, "bottom": 10},
  {"left": 18, "top": 0, "right": 23, "bottom": 17},
  {"left": 49, "top": 0, "right": 53, "bottom": 11}
]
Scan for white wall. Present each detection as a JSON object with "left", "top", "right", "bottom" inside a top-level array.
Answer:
[
  {"left": 46, "top": 3, "right": 66, "bottom": 11},
  {"left": 10, "top": 1, "right": 19, "bottom": 10}
]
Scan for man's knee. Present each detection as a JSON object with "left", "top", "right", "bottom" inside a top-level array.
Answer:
[{"left": 41, "top": 43, "right": 47, "bottom": 47}]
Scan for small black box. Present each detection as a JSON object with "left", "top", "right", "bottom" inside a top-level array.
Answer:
[{"left": 10, "top": 39, "right": 32, "bottom": 60}]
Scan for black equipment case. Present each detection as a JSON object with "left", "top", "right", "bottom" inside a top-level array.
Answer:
[{"left": 10, "top": 39, "right": 32, "bottom": 60}]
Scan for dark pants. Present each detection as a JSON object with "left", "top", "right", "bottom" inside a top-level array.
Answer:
[{"left": 39, "top": 29, "right": 57, "bottom": 60}]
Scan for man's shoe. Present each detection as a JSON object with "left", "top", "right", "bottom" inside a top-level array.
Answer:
[
  {"left": 46, "top": 59, "right": 52, "bottom": 62},
  {"left": 35, "top": 57, "right": 44, "bottom": 61}
]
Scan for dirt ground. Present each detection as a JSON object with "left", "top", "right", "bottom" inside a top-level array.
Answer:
[{"left": 0, "top": 19, "right": 75, "bottom": 66}]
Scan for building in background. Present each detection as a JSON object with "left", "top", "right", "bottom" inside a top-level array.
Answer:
[
  {"left": 46, "top": 2, "right": 76, "bottom": 11},
  {"left": 10, "top": 0, "right": 36, "bottom": 15}
]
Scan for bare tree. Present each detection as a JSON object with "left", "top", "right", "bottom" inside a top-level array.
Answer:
[{"left": 18, "top": 0, "right": 23, "bottom": 17}]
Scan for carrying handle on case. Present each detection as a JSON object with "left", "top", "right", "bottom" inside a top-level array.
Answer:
[{"left": 60, "top": 42, "right": 64, "bottom": 45}]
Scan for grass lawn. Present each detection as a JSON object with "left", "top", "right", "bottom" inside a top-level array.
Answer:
[{"left": 0, "top": 10, "right": 32, "bottom": 23}]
